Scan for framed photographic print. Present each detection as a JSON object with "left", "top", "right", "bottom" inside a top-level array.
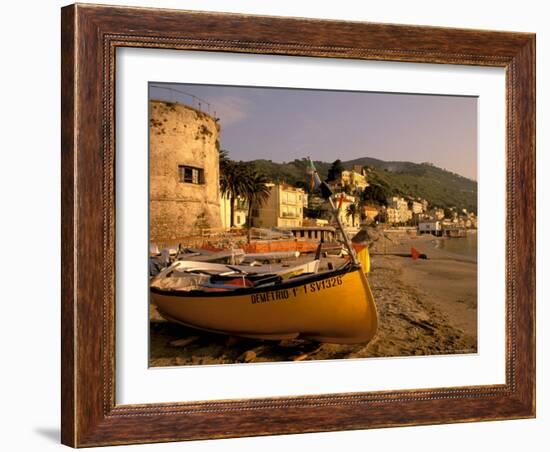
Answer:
[{"left": 61, "top": 3, "right": 535, "bottom": 447}]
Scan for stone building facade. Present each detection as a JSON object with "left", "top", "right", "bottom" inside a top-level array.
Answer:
[{"left": 149, "top": 100, "right": 222, "bottom": 242}]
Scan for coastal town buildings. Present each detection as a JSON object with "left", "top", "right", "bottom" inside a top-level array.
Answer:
[
  {"left": 421, "top": 199, "right": 429, "bottom": 212},
  {"left": 149, "top": 100, "right": 222, "bottom": 241},
  {"left": 386, "top": 196, "right": 412, "bottom": 224},
  {"left": 410, "top": 200, "right": 424, "bottom": 215},
  {"left": 328, "top": 166, "right": 369, "bottom": 193},
  {"left": 384, "top": 207, "right": 399, "bottom": 224},
  {"left": 363, "top": 205, "right": 380, "bottom": 224},
  {"left": 418, "top": 220, "right": 442, "bottom": 236},
  {"left": 220, "top": 194, "right": 248, "bottom": 230},
  {"left": 303, "top": 218, "right": 329, "bottom": 227},
  {"left": 454, "top": 210, "right": 477, "bottom": 229},
  {"left": 430, "top": 208, "right": 445, "bottom": 220},
  {"left": 334, "top": 193, "right": 358, "bottom": 228},
  {"left": 283, "top": 226, "right": 336, "bottom": 242},
  {"left": 250, "top": 183, "right": 305, "bottom": 228},
  {"left": 388, "top": 196, "right": 408, "bottom": 211},
  {"left": 148, "top": 99, "right": 478, "bottom": 247},
  {"left": 343, "top": 166, "right": 369, "bottom": 191}
]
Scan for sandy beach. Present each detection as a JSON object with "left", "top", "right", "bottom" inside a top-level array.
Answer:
[{"left": 149, "top": 229, "right": 477, "bottom": 366}]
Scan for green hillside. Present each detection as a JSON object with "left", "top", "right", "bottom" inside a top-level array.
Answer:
[{"left": 246, "top": 157, "right": 477, "bottom": 213}]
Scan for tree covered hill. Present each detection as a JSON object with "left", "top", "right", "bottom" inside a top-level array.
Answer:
[{"left": 247, "top": 157, "right": 477, "bottom": 213}]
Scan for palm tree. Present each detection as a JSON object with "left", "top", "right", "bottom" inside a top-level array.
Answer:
[
  {"left": 243, "top": 170, "right": 271, "bottom": 243},
  {"left": 345, "top": 200, "right": 360, "bottom": 227},
  {"left": 219, "top": 149, "right": 231, "bottom": 202},
  {"left": 218, "top": 149, "right": 230, "bottom": 171},
  {"left": 219, "top": 153, "right": 249, "bottom": 228}
]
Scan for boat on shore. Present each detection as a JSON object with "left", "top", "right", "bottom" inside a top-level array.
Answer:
[
  {"left": 150, "top": 159, "right": 378, "bottom": 344},
  {"left": 151, "top": 261, "right": 377, "bottom": 343}
]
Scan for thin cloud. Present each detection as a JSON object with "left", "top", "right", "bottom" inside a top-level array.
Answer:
[{"left": 209, "top": 95, "right": 251, "bottom": 127}]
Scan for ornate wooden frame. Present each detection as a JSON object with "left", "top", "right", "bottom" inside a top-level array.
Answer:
[{"left": 61, "top": 3, "right": 535, "bottom": 447}]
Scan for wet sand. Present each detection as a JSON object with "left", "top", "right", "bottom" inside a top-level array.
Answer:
[{"left": 149, "top": 230, "right": 477, "bottom": 366}]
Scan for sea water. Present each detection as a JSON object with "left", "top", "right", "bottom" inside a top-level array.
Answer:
[{"left": 434, "top": 231, "right": 478, "bottom": 260}]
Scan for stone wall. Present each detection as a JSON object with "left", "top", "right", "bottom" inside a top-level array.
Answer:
[{"left": 149, "top": 100, "right": 221, "bottom": 242}]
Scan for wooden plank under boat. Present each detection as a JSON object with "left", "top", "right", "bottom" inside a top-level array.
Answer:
[{"left": 150, "top": 263, "right": 378, "bottom": 344}]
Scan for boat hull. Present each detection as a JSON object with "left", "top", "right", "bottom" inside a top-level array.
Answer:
[{"left": 151, "top": 267, "right": 378, "bottom": 344}]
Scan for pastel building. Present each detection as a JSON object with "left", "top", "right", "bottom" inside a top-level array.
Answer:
[
  {"left": 250, "top": 183, "right": 305, "bottom": 228},
  {"left": 329, "top": 167, "right": 369, "bottom": 192},
  {"left": 386, "top": 196, "right": 411, "bottom": 224}
]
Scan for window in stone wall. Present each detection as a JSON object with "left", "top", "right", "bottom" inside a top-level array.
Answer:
[{"left": 179, "top": 165, "right": 204, "bottom": 184}]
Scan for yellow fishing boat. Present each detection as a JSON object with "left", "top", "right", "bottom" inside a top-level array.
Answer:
[{"left": 151, "top": 262, "right": 377, "bottom": 344}]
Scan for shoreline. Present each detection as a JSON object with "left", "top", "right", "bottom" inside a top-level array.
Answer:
[
  {"left": 365, "top": 252, "right": 477, "bottom": 357},
  {"left": 370, "top": 230, "right": 477, "bottom": 263}
]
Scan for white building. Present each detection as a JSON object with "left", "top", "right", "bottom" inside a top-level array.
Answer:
[
  {"left": 220, "top": 194, "right": 248, "bottom": 230},
  {"left": 418, "top": 220, "right": 442, "bottom": 235}
]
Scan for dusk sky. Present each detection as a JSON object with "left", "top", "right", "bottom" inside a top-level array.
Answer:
[{"left": 149, "top": 83, "right": 477, "bottom": 180}]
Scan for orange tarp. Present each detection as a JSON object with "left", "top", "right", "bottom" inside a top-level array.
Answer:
[{"left": 243, "top": 240, "right": 318, "bottom": 254}]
